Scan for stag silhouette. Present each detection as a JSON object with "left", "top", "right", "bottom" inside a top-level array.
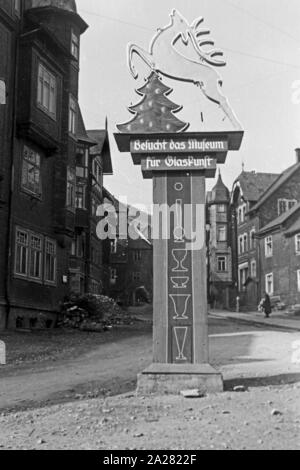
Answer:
[{"left": 128, "top": 10, "right": 242, "bottom": 130}]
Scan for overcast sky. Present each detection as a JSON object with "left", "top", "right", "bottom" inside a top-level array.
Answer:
[{"left": 76, "top": 0, "right": 300, "bottom": 207}]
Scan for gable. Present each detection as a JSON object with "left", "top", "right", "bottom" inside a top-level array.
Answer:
[{"left": 256, "top": 166, "right": 300, "bottom": 228}]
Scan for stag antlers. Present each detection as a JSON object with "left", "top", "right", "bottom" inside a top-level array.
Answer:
[{"left": 189, "top": 16, "right": 226, "bottom": 67}]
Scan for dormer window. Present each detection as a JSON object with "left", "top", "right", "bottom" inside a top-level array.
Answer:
[
  {"left": 278, "top": 199, "right": 297, "bottom": 216},
  {"left": 71, "top": 31, "right": 79, "bottom": 60}
]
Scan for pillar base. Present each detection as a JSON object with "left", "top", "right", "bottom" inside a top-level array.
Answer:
[{"left": 136, "top": 363, "right": 223, "bottom": 396}]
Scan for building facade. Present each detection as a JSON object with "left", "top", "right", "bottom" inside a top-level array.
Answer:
[
  {"left": 207, "top": 173, "right": 233, "bottom": 309},
  {"left": 231, "top": 153, "right": 300, "bottom": 310},
  {"left": 0, "top": 1, "right": 112, "bottom": 329},
  {"left": 0, "top": 0, "right": 21, "bottom": 329},
  {"left": 69, "top": 126, "right": 112, "bottom": 296},
  {"left": 101, "top": 191, "right": 153, "bottom": 305},
  {"left": 230, "top": 171, "right": 279, "bottom": 309},
  {"left": 256, "top": 203, "right": 300, "bottom": 306}
]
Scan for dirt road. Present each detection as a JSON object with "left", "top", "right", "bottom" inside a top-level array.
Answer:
[
  {"left": 1, "top": 382, "right": 299, "bottom": 450},
  {"left": 0, "top": 316, "right": 299, "bottom": 412}
]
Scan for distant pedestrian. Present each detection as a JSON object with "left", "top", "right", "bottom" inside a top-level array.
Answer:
[{"left": 262, "top": 292, "right": 272, "bottom": 318}]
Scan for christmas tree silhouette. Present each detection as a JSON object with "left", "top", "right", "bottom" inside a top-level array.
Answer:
[{"left": 117, "top": 72, "right": 189, "bottom": 133}]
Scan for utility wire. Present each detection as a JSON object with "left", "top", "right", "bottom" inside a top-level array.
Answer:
[
  {"left": 222, "top": 47, "right": 299, "bottom": 69},
  {"left": 80, "top": 9, "right": 153, "bottom": 32},
  {"left": 225, "top": 0, "right": 300, "bottom": 46},
  {"left": 79, "top": 8, "right": 300, "bottom": 70}
]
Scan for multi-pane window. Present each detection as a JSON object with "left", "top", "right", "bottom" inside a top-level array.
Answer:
[
  {"left": 251, "top": 260, "right": 257, "bottom": 278},
  {"left": 133, "top": 272, "right": 141, "bottom": 282},
  {"left": 243, "top": 233, "right": 248, "bottom": 253},
  {"left": 243, "top": 205, "right": 247, "bottom": 221},
  {"left": 238, "top": 233, "right": 249, "bottom": 254},
  {"left": 75, "top": 233, "right": 85, "bottom": 258},
  {"left": 29, "top": 234, "right": 42, "bottom": 280},
  {"left": 295, "top": 234, "right": 300, "bottom": 254},
  {"left": 90, "top": 280, "right": 100, "bottom": 295},
  {"left": 239, "top": 236, "right": 243, "bottom": 255},
  {"left": 71, "top": 31, "right": 79, "bottom": 60},
  {"left": 76, "top": 148, "right": 89, "bottom": 178},
  {"left": 238, "top": 204, "right": 247, "bottom": 225},
  {"left": 92, "top": 158, "right": 103, "bottom": 186},
  {"left": 265, "top": 273, "right": 274, "bottom": 295},
  {"left": 15, "top": 229, "right": 29, "bottom": 276},
  {"left": 110, "top": 268, "right": 117, "bottom": 283},
  {"left": 217, "top": 204, "right": 226, "bottom": 213},
  {"left": 91, "top": 197, "right": 97, "bottom": 216},
  {"left": 70, "top": 240, "right": 76, "bottom": 256},
  {"left": 250, "top": 229, "right": 256, "bottom": 250},
  {"left": 0, "top": 79, "right": 6, "bottom": 105},
  {"left": 14, "top": 0, "right": 21, "bottom": 15},
  {"left": 91, "top": 246, "right": 99, "bottom": 265},
  {"left": 14, "top": 227, "right": 56, "bottom": 284},
  {"left": 111, "top": 239, "right": 118, "bottom": 254},
  {"left": 21, "top": 146, "right": 42, "bottom": 197},
  {"left": 75, "top": 184, "right": 86, "bottom": 209},
  {"left": 37, "top": 64, "right": 56, "bottom": 117},
  {"left": 217, "top": 226, "right": 227, "bottom": 242},
  {"left": 69, "top": 95, "right": 77, "bottom": 134},
  {"left": 66, "top": 167, "right": 76, "bottom": 209},
  {"left": 217, "top": 256, "right": 227, "bottom": 272},
  {"left": 239, "top": 266, "right": 248, "bottom": 291},
  {"left": 278, "top": 199, "right": 297, "bottom": 216},
  {"left": 45, "top": 239, "right": 56, "bottom": 284},
  {"left": 133, "top": 250, "right": 142, "bottom": 262},
  {"left": 265, "top": 236, "right": 273, "bottom": 257}
]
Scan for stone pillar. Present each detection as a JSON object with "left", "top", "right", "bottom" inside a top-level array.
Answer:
[
  {"left": 114, "top": 131, "right": 244, "bottom": 395},
  {"left": 137, "top": 170, "right": 223, "bottom": 394}
]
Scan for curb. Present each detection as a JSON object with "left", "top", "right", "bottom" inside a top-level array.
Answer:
[{"left": 211, "top": 313, "right": 300, "bottom": 332}]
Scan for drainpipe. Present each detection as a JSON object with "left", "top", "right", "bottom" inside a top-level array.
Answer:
[
  {"left": 4, "top": 12, "right": 22, "bottom": 328},
  {"left": 257, "top": 233, "right": 262, "bottom": 304},
  {"left": 84, "top": 149, "right": 92, "bottom": 294}
]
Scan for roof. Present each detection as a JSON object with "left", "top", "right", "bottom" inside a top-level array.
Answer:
[
  {"left": 256, "top": 202, "right": 300, "bottom": 236},
  {"left": 284, "top": 218, "right": 300, "bottom": 237},
  {"left": 26, "top": 0, "right": 77, "bottom": 13},
  {"left": 232, "top": 171, "right": 279, "bottom": 203},
  {"left": 210, "top": 172, "right": 230, "bottom": 203},
  {"left": 25, "top": 0, "right": 88, "bottom": 33},
  {"left": 249, "top": 163, "right": 300, "bottom": 213},
  {"left": 87, "top": 129, "right": 113, "bottom": 175},
  {"left": 76, "top": 106, "right": 97, "bottom": 145}
]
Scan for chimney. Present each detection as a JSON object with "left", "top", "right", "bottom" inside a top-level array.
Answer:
[{"left": 295, "top": 148, "right": 300, "bottom": 164}]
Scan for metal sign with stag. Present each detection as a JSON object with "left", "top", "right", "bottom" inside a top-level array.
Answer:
[
  {"left": 114, "top": 9, "right": 244, "bottom": 396},
  {"left": 127, "top": 9, "right": 242, "bottom": 130}
]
